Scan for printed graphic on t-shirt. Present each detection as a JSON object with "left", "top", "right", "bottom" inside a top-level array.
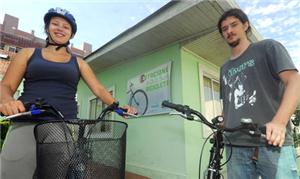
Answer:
[{"left": 222, "top": 59, "right": 256, "bottom": 110}]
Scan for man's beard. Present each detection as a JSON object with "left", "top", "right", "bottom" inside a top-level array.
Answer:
[{"left": 228, "top": 38, "right": 240, "bottom": 47}]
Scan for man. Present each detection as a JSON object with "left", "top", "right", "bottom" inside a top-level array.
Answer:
[{"left": 218, "top": 8, "right": 300, "bottom": 179}]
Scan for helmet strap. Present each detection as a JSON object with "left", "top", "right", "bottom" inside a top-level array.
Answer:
[{"left": 45, "top": 36, "right": 71, "bottom": 53}]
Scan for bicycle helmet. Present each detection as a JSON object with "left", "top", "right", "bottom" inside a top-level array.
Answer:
[
  {"left": 44, "top": 8, "right": 77, "bottom": 52},
  {"left": 44, "top": 7, "right": 77, "bottom": 35}
]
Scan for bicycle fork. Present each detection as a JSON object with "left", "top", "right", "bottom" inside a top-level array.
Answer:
[{"left": 205, "top": 131, "right": 223, "bottom": 179}]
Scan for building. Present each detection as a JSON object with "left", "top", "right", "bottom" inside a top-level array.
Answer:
[
  {"left": 0, "top": 14, "right": 92, "bottom": 79},
  {"left": 76, "top": 0, "right": 264, "bottom": 178}
]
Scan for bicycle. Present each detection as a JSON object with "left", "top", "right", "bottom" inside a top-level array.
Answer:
[
  {"left": 161, "top": 101, "right": 266, "bottom": 179},
  {"left": 127, "top": 82, "right": 148, "bottom": 115},
  {"left": 0, "top": 99, "right": 134, "bottom": 179}
]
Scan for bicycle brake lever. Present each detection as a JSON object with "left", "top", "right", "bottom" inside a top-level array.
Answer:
[
  {"left": 169, "top": 111, "right": 195, "bottom": 120},
  {"left": 169, "top": 111, "right": 183, "bottom": 116},
  {"left": 123, "top": 112, "right": 138, "bottom": 117}
]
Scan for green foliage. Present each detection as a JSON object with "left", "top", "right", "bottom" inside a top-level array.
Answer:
[
  {"left": 295, "top": 110, "right": 300, "bottom": 122},
  {"left": 293, "top": 110, "right": 300, "bottom": 148},
  {"left": 0, "top": 123, "right": 10, "bottom": 150}
]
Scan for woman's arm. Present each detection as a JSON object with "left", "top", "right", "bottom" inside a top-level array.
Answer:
[
  {"left": 77, "top": 58, "right": 137, "bottom": 115},
  {"left": 77, "top": 58, "right": 115, "bottom": 105},
  {"left": 0, "top": 48, "right": 34, "bottom": 115}
]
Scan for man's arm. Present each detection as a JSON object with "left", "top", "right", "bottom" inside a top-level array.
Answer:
[{"left": 266, "top": 70, "right": 300, "bottom": 147}]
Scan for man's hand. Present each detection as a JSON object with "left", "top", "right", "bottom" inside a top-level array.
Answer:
[{"left": 265, "top": 120, "right": 286, "bottom": 147}]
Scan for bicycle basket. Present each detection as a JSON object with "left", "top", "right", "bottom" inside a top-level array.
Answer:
[{"left": 34, "top": 120, "right": 127, "bottom": 179}]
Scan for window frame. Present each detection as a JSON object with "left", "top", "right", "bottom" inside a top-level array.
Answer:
[
  {"left": 87, "top": 86, "right": 115, "bottom": 137},
  {"left": 199, "top": 65, "right": 222, "bottom": 138}
]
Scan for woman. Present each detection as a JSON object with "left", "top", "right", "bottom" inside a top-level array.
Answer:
[{"left": 0, "top": 7, "right": 135, "bottom": 179}]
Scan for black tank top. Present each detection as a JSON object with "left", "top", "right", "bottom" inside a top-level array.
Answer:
[{"left": 19, "top": 48, "right": 80, "bottom": 119}]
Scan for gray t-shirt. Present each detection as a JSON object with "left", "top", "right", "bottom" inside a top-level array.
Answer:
[{"left": 220, "top": 39, "right": 298, "bottom": 146}]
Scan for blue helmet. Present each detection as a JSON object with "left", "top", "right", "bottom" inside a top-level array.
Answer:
[{"left": 44, "top": 7, "right": 77, "bottom": 35}]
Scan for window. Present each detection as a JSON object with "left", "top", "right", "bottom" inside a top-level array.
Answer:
[
  {"left": 16, "top": 47, "right": 22, "bottom": 53},
  {"left": 0, "top": 43, "right": 5, "bottom": 50},
  {"left": 199, "top": 65, "right": 222, "bottom": 137},
  {"left": 203, "top": 76, "right": 222, "bottom": 119},
  {"left": 89, "top": 98, "right": 100, "bottom": 119},
  {"left": 89, "top": 98, "right": 112, "bottom": 132},
  {"left": 8, "top": 46, "right": 16, "bottom": 52},
  {"left": 88, "top": 87, "right": 114, "bottom": 133}
]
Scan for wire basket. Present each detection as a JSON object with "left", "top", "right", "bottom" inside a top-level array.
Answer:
[{"left": 34, "top": 120, "right": 127, "bottom": 179}]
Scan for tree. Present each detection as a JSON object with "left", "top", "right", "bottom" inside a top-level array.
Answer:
[
  {"left": 292, "top": 110, "right": 300, "bottom": 148},
  {"left": 295, "top": 110, "right": 300, "bottom": 122},
  {"left": 0, "top": 123, "right": 10, "bottom": 150}
]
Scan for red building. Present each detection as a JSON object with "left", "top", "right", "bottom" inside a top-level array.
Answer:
[{"left": 0, "top": 14, "right": 92, "bottom": 78}]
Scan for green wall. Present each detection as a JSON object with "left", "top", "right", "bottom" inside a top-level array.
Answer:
[
  {"left": 181, "top": 48, "right": 220, "bottom": 179},
  {"left": 77, "top": 44, "right": 222, "bottom": 178},
  {"left": 77, "top": 44, "right": 188, "bottom": 178}
]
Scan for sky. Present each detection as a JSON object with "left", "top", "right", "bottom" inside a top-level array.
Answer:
[
  {"left": 237, "top": 0, "right": 300, "bottom": 70},
  {"left": 0, "top": 0, "right": 169, "bottom": 49},
  {"left": 0, "top": 0, "right": 299, "bottom": 69}
]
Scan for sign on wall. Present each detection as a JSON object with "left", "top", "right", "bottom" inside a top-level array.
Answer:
[{"left": 127, "top": 62, "right": 172, "bottom": 116}]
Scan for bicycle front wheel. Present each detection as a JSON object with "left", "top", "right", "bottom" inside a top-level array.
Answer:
[{"left": 129, "top": 89, "right": 148, "bottom": 115}]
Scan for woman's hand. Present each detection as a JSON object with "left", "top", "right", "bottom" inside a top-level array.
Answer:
[
  {"left": 121, "top": 105, "right": 137, "bottom": 118},
  {"left": 0, "top": 100, "right": 25, "bottom": 116}
]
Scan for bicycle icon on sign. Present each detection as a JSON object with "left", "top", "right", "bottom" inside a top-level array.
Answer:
[{"left": 127, "top": 82, "right": 148, "bottom": 115}]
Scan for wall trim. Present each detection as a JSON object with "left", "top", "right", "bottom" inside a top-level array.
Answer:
[{"left": 126, "top": 162, "right": 187, "bottom": 179}]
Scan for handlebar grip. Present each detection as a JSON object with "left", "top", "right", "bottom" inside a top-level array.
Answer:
[
  {"left": 162, "top": 101, "right": 185, "bottom": 113},
  {"left": 115, "top": 108, "right": 127, "bottom": 116}
]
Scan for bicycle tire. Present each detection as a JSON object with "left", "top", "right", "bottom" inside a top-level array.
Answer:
[{"left": 129, "top": 89, "right": 148, "bottom": 115}]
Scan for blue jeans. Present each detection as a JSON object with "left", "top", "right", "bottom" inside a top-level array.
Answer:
[{"left": 225, "top": 145, "right": 298, "bottom": 179}]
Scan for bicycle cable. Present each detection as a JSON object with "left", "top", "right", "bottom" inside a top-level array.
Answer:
[
  {"left": 199, "top": 132, "right": 214, "bottom": 179},
  {"left": 220, "top": 133, "right": 233, "bottom": 167}
]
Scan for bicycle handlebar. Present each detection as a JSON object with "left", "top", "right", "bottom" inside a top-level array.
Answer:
[
  {"left": 162, "top": 100, "right": 217, "bottom": 129},
  {"left": 162, "top": 100, "right": 266, "bottom": 179},
  {"left": 0, "top": 98, "right": 64, "bottom": 122},
  {"left": 1, "top": 109, "right": 47, "bottom": 120},
  {"left": 1, "top": 99, "right": 135, "bottom": 123},
  {"left": 97, "top": 101, "right": 138, "bottom": 120},
  {"left": 161, "top": 100, "right": 187, "bottom": 113},
  {"left": 162, "top": 100, "right": 266, "bottom": 136}
]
